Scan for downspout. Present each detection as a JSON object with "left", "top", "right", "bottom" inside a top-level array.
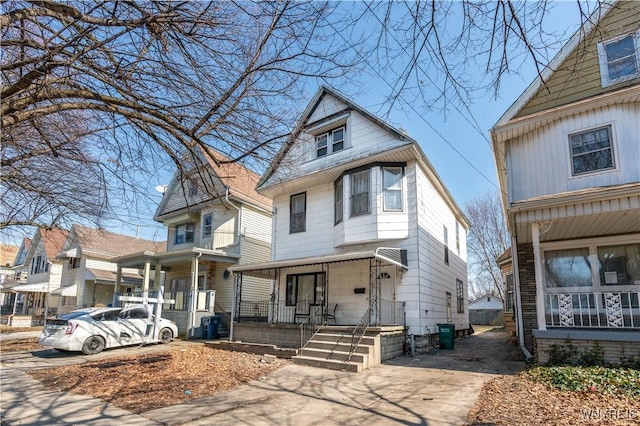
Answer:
[{"left": 511, "top": 235, "right": 532, "bottom": 360}]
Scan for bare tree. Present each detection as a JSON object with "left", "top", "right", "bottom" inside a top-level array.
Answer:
[
  {"left": 465, "top": 190, "right": 510, "bottom": 300},
  {"left": 1, "top": 0, "right": 361, "bottom": 235},
  {"left": 1, "top": 0, "right": 607, "bottom": 238}
]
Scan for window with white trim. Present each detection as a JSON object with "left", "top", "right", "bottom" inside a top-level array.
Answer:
[
  {"left": 290, "top": 193, "right": 306, "bottom": 233},
  {"left": 382, "top": 167, "right": 403, "bottom": 211},
  {"left": 443, "top": 225, "right": 449, "bottom": 265},
  {"left": 202, "top": 214, "right": 212, "bottom": 237},
  {"left": 334, "top": 178, "right": 343, "bottom": 224},
  {"left": 316, "top": 127, "right": 345, "bottom": 158},
  {"left": 30, "top": 254, "right": 49, "bottom": 274},
  {"left": 456, "top": 279, "right": 464, "bottom": 313},
  {"left": 569, "top": 125, "right": 614, "bottom": 176},
  {"left": 505, "top": 273, "right": 515, "bottom": 313},
  {"left": 350, "top": 169, "right": 370, "bottom": 216},
  {"left": 597, "top": 31, "right": 640, "bottom": 87},
  {"left": 174, "top": 223, "right": 194, "bottom": 244}
]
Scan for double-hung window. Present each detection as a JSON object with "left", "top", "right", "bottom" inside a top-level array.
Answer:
[
  {"left": 569, "top": 125, "right": 614, "bottom": 176},
  {"left": 597, "top": 31, "right": 640, "bottom": 87},
  {"left": 175, "top": 223, "right": 194, "bottom": 244},
  {"left": 334, "top": 179, "right": 343, "bottom": 224},
  {"left": 316, "top": 127, "right": 345, "bottom": 158},
  {"left": 456, "top": 279, "right": 464, "bottom": 313},
  {"left": 202, "top": 214, "right": 212, "bottom": 237},
  {"left": 290, "top": 193, "right": 306, "bottom": 233},
  {"left": 443, "top": 225, "right": 449, "bottom": 265},
  {"left": 382, "top": 167, "right": 403, "bottom": 211},
  {"left": 350, "top": 169, "right": 370, "bottom": 216}
]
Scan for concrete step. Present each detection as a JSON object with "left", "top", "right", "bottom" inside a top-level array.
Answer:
[
  {"left": 304, "top": 340, "right": 371, "bottom": 354},
  {"left": 312, "top": 333, "right": 376, "bottom": 346},
  {"left": 299, "top": 347, "right": 367, "bottom": 364},
  {"left": 291, "top": 355, "right": 362, "bottom": 373}
]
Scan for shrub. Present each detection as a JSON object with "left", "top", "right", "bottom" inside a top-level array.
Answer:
[{"left": 526, "top": 366, "right": 640, "bottom": 398}]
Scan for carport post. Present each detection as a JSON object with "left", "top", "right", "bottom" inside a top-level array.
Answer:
[{"left": 113, "top": 266, "right": 122, "bottom": 307}]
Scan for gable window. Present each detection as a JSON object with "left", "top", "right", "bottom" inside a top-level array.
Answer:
[
  {"left": 290, "top": 192, "right": 306, "bottom": 233},
  {"left": 350, "top": 169, "right": 370, "bottom": 216},
  {"left": 316, "top": 134, "right": 328, "bottom": 157},
  {"left": 68, "top": 257, "right": 80, "bottom": 269},
  {"left": 569, "top": 125, "right": 614, "bottom": 176},
  {"left": 334, "top": 178, "right": 343, "bottom": 225},
  {"left": 187, "top": 180, "right": 198, "bottom": 196},
  {"left": 30, "top": 255, "right": 49, "bottom": 274},
  {"left": 174, "top": 223, "right": 194, "bottom": 245},
  {"left": 202, "top": 214, "right": 212, "bottom": 237},
  {"left": 382, "top": 167, "right": 403, "bottom": 211},
  {"left": 456, "top": 279, "right": 464, "bottom": 313},
  {"left": 443, "top": 225, "right": 449, "bottom": 265},
  {"left": 316, "top": 126, "right": 345, "bottom": 158},
  {"left": 597, "top": 31, "right": 640, "bottom": 87}
]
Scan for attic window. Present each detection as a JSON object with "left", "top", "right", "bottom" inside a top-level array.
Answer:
[
  {"left": 597, "top": 31, "right": 640, "bottom": 87},
  {"left": 316, "top": 126, "right": 345, "bottom": 158}
]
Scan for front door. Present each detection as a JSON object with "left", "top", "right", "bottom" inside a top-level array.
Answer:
[{"left": 380, "top": 266, "right": 397, "bottom": 324}]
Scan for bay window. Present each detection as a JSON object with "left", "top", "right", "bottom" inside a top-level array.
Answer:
[
  {"left": 350, "top": 169, "right": 370, "bottom": 216},
  {"left": 383, "top": 167, "right": 403, "bottom": 211}
]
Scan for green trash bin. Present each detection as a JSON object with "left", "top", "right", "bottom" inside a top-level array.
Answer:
[{"left": 437, "top": 323, "right": 455, "bottom": 350}]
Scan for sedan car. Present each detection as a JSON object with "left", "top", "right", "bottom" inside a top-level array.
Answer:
[{"left": 39, "top": 305, "right": 178, "bottom": 355}]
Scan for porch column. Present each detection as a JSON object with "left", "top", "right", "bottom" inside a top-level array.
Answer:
[
  {"left": 532, "top": 223, "right": 547, "bottom": 331},
  {"left": 112, "top": 266, "right": 122, "bottom": 307},
  {"left": 142, "top": 260, "right": 151, "bottom": 306},
  {"left": 188, "top": 254, "right": 201, "bottom": 338}
]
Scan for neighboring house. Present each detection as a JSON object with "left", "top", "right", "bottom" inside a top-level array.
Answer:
[
  {"left": 54, "top": 225, "right": 165, "bottom": 313},
  {"left": 114, "top": 147, "right": 272, "bottom": 337},
  {"left": 491, "top": 1, "right": 640, "bottom": 364},
  {"left": 0, "top": 244, "right": 20, "bottom": 309},
  {"left": 231, "top": 86, "right": 470, "bottom": 369},
  {"left": 497, "top": 247, "right": 517, "bottom": 343},
  {"left": 6, "top": 228, "right": 68, "bottom": 325},
  {"left": 0, "top": 238, "right": 31, "bottom": 318},
  {"left": 469, "top": 294, "right": 504, "bottom": 326}
]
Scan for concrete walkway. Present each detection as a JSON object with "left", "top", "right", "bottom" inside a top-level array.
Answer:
[{"left": 1, "top": 327, "right": 523, "bottom": 426}]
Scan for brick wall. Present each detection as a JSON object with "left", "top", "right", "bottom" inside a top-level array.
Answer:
[
  {"left": 536, "top": 337, "right": 640, "bottom": 365},
  {"left": 516, "top": 243, "right": 537, "bottom": 353}
]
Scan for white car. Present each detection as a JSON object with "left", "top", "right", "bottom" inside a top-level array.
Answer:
[{"left": 39, "top": 305, "right": 178, "bottom": 355}]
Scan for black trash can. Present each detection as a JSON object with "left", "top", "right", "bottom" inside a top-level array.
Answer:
[
  {"left": 437, "top": 323, "right": 455, "bottom": 350},
  {"left": 201, "top": 316, "right": 213, "bottom": 340},
  {"left": 208, "top": 315, "right": 220, "bottom": 340}
]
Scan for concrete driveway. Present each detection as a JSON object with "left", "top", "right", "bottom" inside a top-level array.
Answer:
[
  {"left": 1, "top": 328, "right": 523, "bottom": 426},
  {"left": 146, "top": 328, "right": 524, "bottom": 426}
]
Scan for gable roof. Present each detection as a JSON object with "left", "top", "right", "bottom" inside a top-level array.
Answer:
[
  {"left": 154, "top": 147, "right": 271, "bottom": 220},
  {"left": 0, "top": 244, "right": 19, "bottom": 267},
  {"left": 494, "top": 1, "right": 617, "bottom": 127},
  {"left": 257, "top": 85, "right": 417, "bottom": 189},
  {"left": 61, "top": 225, "right": 165, "bottom": 260}
]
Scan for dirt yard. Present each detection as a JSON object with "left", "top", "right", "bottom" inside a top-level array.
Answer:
[{"left": 3, "top": 337, "right": 637, "bottom": 424}]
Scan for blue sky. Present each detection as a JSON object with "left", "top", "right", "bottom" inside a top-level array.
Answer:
[{"left": 106, "top": 1, "right": 590, "bottom": 242}]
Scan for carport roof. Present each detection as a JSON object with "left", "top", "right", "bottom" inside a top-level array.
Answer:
[{"left": 229, "top": 248, "right": 408, "bottom": 280}]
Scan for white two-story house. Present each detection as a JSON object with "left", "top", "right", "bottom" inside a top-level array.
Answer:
[
  {"left": 114, "top": 147, "right": 272, "bottom": 337},
  {"left": 491, "top": 1, "right": 639, "bottom": 364},
  {"left": 231, "top": 86, "right": 470, "bottom": 364}
]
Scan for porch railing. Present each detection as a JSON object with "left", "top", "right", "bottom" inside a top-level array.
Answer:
[
  {"left": 236, "top": 299, "right": 269, "bottom": 322},
  {"left": 545, "top": 290, "right": 639, "bottom": 329},
  {"left": 380, "top": 299, "right": 406, "bottom": 326},
  {"left": 347, "top": 307, "right": 371, "bottom": 362}
]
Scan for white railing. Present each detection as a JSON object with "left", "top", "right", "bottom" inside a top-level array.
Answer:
[{"left": 545, "top": 290, "right": 640, "bottom": 329}]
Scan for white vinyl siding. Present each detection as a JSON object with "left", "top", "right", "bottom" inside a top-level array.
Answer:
[{"left": 506, "top": 103, "right": 639, "bottom": 203}]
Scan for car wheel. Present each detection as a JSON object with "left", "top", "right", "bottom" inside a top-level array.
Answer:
[
  {"left": 159, "top": 328, "right": 173, "bottom": 344},
  {"left": 82, "top": 336, "right": 105, "bottom": 355}
]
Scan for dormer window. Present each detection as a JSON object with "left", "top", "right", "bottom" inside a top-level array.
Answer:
[
  {"left": 597, "top": 31, "right": 640, "bottom": 87},
  {"left": 316, "top": 127, "right": 345, "bottom": 158}
]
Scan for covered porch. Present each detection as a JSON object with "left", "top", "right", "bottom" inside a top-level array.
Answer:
[
  {"left": 113, "top": 247, "right": 241, "bottom": 338},
  {"left": 511, "top": 185, "right": 640, "bottom": 363},
  {"left": 229, "top": 248, "right": 408, "bottom": 347}
]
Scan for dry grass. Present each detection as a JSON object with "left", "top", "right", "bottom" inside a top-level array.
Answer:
[
  {"left": 0, "top": 338, "right": 44, "bottom": 353},
  {"left": 28, "top": 346, "right": 289, "bottom": 413},
  {"left": 466, "top": 373, "right": 640, "bottom": 425}
]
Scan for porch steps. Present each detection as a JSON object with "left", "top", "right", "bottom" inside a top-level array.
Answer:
[{"left": 291, "top": 331, "right": 376, "bottom": 373}]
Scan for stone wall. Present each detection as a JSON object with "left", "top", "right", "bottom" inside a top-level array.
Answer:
[
  {"left": 232, "top": 322, "right": 300, "bottom": 348},
  {"left": 380, "top": 330, "right": 405, "bottom": 360}
]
